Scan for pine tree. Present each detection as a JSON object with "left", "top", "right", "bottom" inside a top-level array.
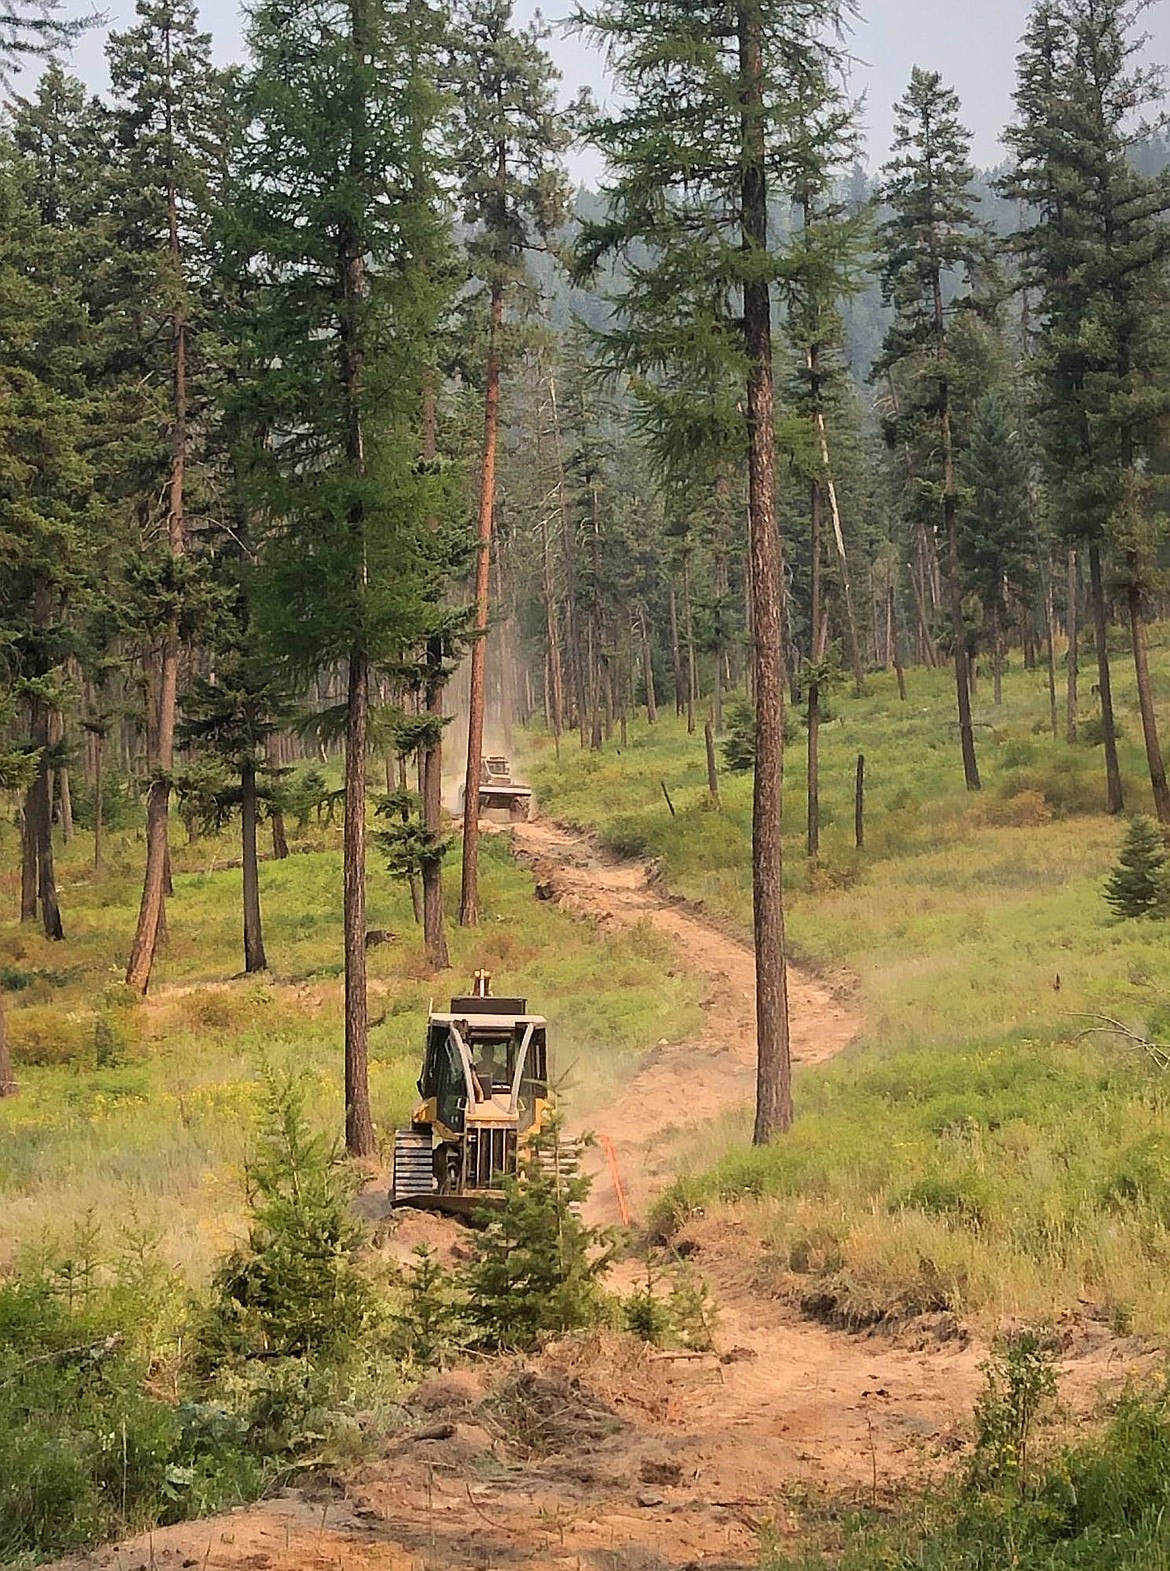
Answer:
[
  {"left": 877, "top": 68, "right": 989, "bottom": 792},
  {"left": 462, "top": 1123, "right": 612, "bottom": 1348},
  {"left": 0, "top": 1, "right": 87, "bottom": 78},
  {"left": 0, "top": 690, "right": 36, "bottom": 1095},
  {"left": 105, "top": 0, "right": 229, "bottom": 993},
  {"left": 960, "top": 391, "right": 1033, "bottom": 702},
  {"left": 1104, "top": 817, "right": 1168, "bottom": 920},
  {"left": 451, "top": 0, "right": 572, "bottom": 926},
  {"left": 574, "top": 0, "right": 853, "bottom": 1140},
  {"left": 230, "top": 0, "right": 457, "bottom": 1156},
  {"left": 0, "top": 140, "right": 97, "bottom": 941},
  {"left": 1004, "top": 0, "right": 1170, "bottom": 822}
]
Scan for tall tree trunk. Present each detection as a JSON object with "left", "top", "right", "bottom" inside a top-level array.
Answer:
[
  {"left": 27, "top": 690, "right": 63, "bottom": 941},
  {"left": 271, "top": 809, "right": 289, "bottom": 861},
  {"left": 126, "top": 170, "right": 186, "bottom": 994},
  {"left": 807, "top": 480, "right": 822, "bottom": 861},
  {"left": 19, "top": 806, "right": 36, "bottom": 922},
  {"left": 932, "top": 263, "right": 979, "bottom": 791},
  {"left": 740, "top": 0, "right": 792, "bottom": 1144},
  {"left": 910, "top": 534, "right": 940, "bottom": 667},
  {"left": 889, "top": 579, "right": 907, "bottom": 701},
  {"left": 56, "top": 722, "right": 73, "bottom": 846},
  {"left": 0, "top": 987, "right": 15, "bottom": 1096},
  {"left": 539, "top": 507, "right": 563, "bottom": 745},
  {"left": 419, "top": 382, "right": 449, "bottom": 970},
  {"left": 812, "top": 393, "right": 865, "bottom": 698},
  {"left": 126, "top": 632, "right": 178, "bottom": 991},
  {"left": 422, "top": 637, "right": 450, "bottom": 970},
  {"left": 1089, "top": 543, "right": 1123, "bottom": 814},
  {"left": 945, "top": 481, "right": 979, "bottom": 789},
  {"left": 993, "top": 609, "right": 1003, "bottom": 706},
  {"left": 588, "top": 620, "right": 603, "bottom": 750},
  {"left": 460, "top": 266, "right": 504, "bottom": 927},
  {"left": 241, "top": 758, "right": 268, "bottom": 973},
  {"left": 1126, "top": 564, "right": 1170, "bottom": 825},
  {"left": 400, "top": 752, "right": 423, "bottom": 924},
  {"left": 337, "top": 53, "right": 376, "bottom": 1156},
  {"left": 639, "top": 606, "right": 657, "bottom": 724},
  {"left": 93, "top": 729, "right": 105, "bottom": 870},
  {"left": 682, "top": 553, "right": 697, "bottom": 736},
  {"left": 1066, "top": 548, "right": 1079, "bottom": 745},
  {"left": 344, "top": 650, "right": 376, "bottom": 1156},
  {"left": 549, "top": 375, "right": 588, "bottom": 748},
  {"left": 1043, "top": 565, "right": 1059, "bottom": 739},
  {"left": 669, "top": 584, "right": 685, "bottom": 716}
]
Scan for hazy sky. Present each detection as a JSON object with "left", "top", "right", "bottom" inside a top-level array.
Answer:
[{"left": 51, "top": 0, "right": 1170, "bottom": 180}]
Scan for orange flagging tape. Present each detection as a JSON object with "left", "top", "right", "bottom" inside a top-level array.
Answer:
[{"left": 599, "top": 1132, "right": 631, "bottom": 1227}]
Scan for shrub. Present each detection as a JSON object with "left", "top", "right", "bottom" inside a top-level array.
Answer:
[
  {"left": 982, "top": 789, "right": 1054, "bottom": 828},
  {"left": 969, "top": 1331, "right": 1058, "bottom": 1493},
  {"left": 1080, "top": 712, "right": 1126, "bottom": 748},
  {"left": 7, "top": 1005, "right": 94, "bottom": 1066},
  {"left": 0, "top": 1274, "right": 261, "bottom": 1563},
  {"left": 1104, "top": 818, "right": 1169, "bottom": 920}
]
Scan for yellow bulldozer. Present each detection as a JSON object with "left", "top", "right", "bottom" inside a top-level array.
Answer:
[{"left": 391, "top": 972, "right": 553, "bottom": 1214}]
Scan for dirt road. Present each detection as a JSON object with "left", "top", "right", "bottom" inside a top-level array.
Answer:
[
  {"left": 58, "top": 821, "right": 1154, "bottom": 1571},
  {"left": 508, "top": 817, "right": 857, "bottom": 1226}
]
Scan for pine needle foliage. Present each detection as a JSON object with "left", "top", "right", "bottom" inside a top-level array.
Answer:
[
  {"left": 463, "top": 1121, "right": 614, "bottom": 1350},
  {"left": 198, "top": 1074, "right": 377, "bottom": 1368},
  {"left": 1104, "top": 817, "right": 1169, "bottom": 920}
]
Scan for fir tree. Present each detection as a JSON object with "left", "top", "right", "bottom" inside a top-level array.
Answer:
[
  {"left": 105, "top": 0, "right": 231, "bottom": 993},
  {"left": 1004, "top": 0, "right": 1170, "bottom": 822},
  {"left": 0, "top": 1, "right": 88, "bottom": 79},
  {"left": 960, "top": 391, "right": 1033, "bottom": 702},
  {"left": 451, "top": 0, "right": 572, "bottom": 927},
  {"left": 574, "top": 0, "right": 854, "bottom": 1140},
  {"left": 462, "top": 1123, "right": 612, "bottom": 1349},
  {"left": 1104, "top": 817, "right": 1168, "bottom": 920},
  {"left": 876, "top": 67, "right": 989, "bottom": 793},
  {"left": 230, "top": 0, "right": 458, "bottom": 1156},
  {"left": 199, "top": 1073, "right": 376, "bottom": 1366}
]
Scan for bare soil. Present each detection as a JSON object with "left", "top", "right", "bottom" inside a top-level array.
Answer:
[{"left": 57, "top": 819, "right": 1160, "bottom": 1571}]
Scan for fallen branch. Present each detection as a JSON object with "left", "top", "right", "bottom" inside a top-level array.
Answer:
[{"left": 1069, "top": 1013, "right": 1170, "bottom": 1071}]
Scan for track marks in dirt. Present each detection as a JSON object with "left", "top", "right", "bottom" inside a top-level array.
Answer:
[{"left": 508, "top": 817, "right": 858, "bottom": 1224}]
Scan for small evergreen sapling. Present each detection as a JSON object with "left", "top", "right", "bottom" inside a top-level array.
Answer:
[
  {"left": 463, "top": 1120, "right": 614, "bottom": 1349},
  {"left": 198, "top": 1074, "right": 376, "bottom": 1369},
  {"left": 1104, "top": 818, "right": 1169, "bottom": 920},
  {"left": 389, "top": 1245, "right": 463, "bottom": 1370}
]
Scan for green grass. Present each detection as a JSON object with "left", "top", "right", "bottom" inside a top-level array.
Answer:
[
  {"left": 526, "top": 643, "right": 1170, "bottom": 1333},
  {"left": 0, "top": 814, "right": 702, "bottom": 1280},
  {"left": 769, "top": 1376, "right": 1170, "bottom": 1569}
]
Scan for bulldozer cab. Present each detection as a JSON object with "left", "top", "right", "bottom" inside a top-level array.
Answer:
[{"left": 418, "top": 999, "right": 548, "bottom": 1135}]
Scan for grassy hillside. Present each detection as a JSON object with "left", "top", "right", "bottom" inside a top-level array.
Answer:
[
  {"left": 0, "top": 816, "right": 702, "bottom": 1278},
  {"left": 526, "top": 650, "right": 1170, "bottom": 1334}
]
